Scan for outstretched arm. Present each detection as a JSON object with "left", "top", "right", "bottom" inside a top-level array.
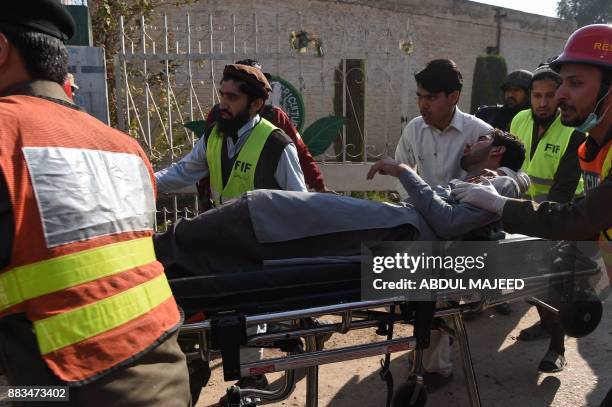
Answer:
[
  {"left": 154, "top": 136, "right": 210, "bottom": 194},
  {"left": 368, "top": 158, "right": 505, "bottom": 239}
]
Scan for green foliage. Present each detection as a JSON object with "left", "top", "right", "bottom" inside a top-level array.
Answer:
[
  {"left": 470, "top": 54, "right": 508, "bottom": 114},
  {"left": 557, "top": 0, "right": 612, "bottom": 26},
  {"left": 302, "top": 116, "right": 345, "bottom": 157},
  {"left": 88, "top": 0, "right": 198, "bottom": 127}
]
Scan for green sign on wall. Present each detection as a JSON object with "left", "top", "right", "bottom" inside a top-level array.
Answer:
[{"left": 269, "top": 75, "right": 305, "bottom": 132}]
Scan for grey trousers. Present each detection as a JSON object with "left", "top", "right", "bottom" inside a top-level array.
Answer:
[
  {"left": 0, "top": 315, "right": 191, "bottom": 407},
  {"left": 155, "top": 196, "right": 418, "bottom": 277}
]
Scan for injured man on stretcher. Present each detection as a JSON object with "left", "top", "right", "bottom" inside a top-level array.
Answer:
[{"left": 154, "top": 129, "right": 528, "bottom": 276}]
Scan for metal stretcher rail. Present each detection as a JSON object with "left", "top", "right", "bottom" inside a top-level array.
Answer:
[{"left": 174, "top": 247, "right": 604, "bottom": 407}]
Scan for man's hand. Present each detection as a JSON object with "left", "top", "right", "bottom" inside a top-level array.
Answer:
[
  {"left": 466, "top": 169, "right": 498, "bottom": 184},
  {"left": 451, "top": 177, "right": 508, "bottom": 215},
  {"left": 316, "top": 186, "right": 340, "bottom": 195},
  {"left": 367, "top": 157, "right": 411, "bottom": 180}
]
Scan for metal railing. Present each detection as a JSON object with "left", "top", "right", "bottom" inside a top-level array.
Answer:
[{"left": 114, "top": 11, "right": 410, "bottom": 227}]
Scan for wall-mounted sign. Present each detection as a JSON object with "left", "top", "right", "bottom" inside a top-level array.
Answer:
[{"left": 269, "top": 75, "right": 305, "bottom": 132}]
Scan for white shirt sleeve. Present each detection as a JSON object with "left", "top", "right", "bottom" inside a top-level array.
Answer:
[
  {"left": 394, "top": 122, "right": 417, "bottom": 200},
  {"left": 154, "top": 136, "right": 210, "bottom": 194},
  {"left": 275, "top": 143, "right": 308, "bottom": 192},
  {"left": 473, "top": 117, "right": 493, "bottom": 141}
]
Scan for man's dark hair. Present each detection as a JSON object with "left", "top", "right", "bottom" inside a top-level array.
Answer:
[
  {"left": 221, "top": 73, "right": 269, "bottom": 105},
  {"left": 235, "top": 58, "right": 263, "bottom": 70},
  {"left": 1, "top": 28, "right": 68, "bottom": 84},
  {"left": 414, "top": 59, "right": 463, "bottom": 94},
  {"left": 530, "top": 64, "right": 561, "bottom": 89},
  {"left": 531, "top": 73, "right": 562, "bottom": 88},
  {"left": 491, "top": 129, "right": 525, "bottom": 171}
]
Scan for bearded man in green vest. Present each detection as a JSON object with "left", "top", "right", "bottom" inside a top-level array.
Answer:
[
  {"left": 155, "top": 64, "right": 307, "bottom": 203},
  {"left": 501, "top": 64, "right": 585, "bottom": 373},
  {"left": 510, "top": 64, "right": 584, "bottom": 204},
  {"left": 155, "top": 64, "right": 306, "bottom": 398}
]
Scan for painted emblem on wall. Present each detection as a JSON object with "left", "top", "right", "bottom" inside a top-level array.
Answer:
[{"left": 269, "top": 75, "right": 305, "bottom": 132}]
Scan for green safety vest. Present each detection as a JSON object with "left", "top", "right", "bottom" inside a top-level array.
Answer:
[
  {"left": 510, "top": 109, "right": 584, "bottom": 202},
  {"left": 206, "top": 118, "right": 278, "bottom": 205}
]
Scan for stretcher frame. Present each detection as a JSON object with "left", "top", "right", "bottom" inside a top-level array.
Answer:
[{"left": 175, "top": 239, "right": 603, "bottom": 407}]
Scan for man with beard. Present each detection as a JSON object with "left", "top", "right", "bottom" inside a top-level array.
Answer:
[
  {"left": 510, "top": 65, "right": 584, "bottom": 372},
  {"left": 155, "top": 64, "right": 306, "bottom": 395},
  {"left": 155, "top": 63, "right": 306, "bottom": 202},
  {"left": 395, "top": 59, "right": 492, "bottom": 200},
  {"left": 511, "top": 64, "right": 584, "bottom": 204},
  {"left": 477, "top": 69, "right": 533, "bottom": 131},
  {"left": 192, "top": 59, "right": 330, "bottom": 211},
  {"left": 452, "top": 25, "right": 611, "bottom": 404}
]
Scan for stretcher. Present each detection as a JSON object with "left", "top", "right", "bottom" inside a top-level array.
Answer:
[{"left": 168, "top": 236, "right": 604, "bottom": 407}]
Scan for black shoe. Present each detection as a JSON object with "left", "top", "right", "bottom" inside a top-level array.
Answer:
[
  {"left": 423, "top": 371, "right": 453, "bottom": 393},
  {"left": 538, "top": 350, "right": 566, "bottom": 373},
  {"left": 495, "top": 303, "right": 512, "bottom": 315}
]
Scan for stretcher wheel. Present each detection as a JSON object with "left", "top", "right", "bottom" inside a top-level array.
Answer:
[
  {"left": 559, "top": 297, "right": 602, "bottom": 338},
  {"left": 188, "top": 358, "right": 211, "bottom": 405},
  {"left": 392, "top": 381, "right": 428, "bottom": 407}
]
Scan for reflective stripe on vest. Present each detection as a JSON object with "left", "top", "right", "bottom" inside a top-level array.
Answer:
[
  {"left": 0, "top": 238, "right": 155, "bottom": 312},
  {"left": 22, "top": 147, "right": 155, "bottom": 248},
  {"left": 0, "top": 95, "right": 180, "bottom": 384},
  {"left": 35, "top": 272, "right": 172, "bottom": 354},
  {"left": 206, "top": 118, "right": 278, "bottom": 205},
  {"left": 511, "top": 110, "right": 584, "bottom": 202}
]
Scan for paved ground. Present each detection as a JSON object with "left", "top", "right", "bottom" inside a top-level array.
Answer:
[{"left": 196, "top": 300, "right": 612, "bottom": 407}]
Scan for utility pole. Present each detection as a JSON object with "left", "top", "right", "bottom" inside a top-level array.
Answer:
[{"left": 493, "top": 7, "right": 507, "bottom": 54}]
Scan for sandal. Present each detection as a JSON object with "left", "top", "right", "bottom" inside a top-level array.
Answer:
[
  {"left": 538, "top": 350, "right": 566, "bottom": 373},
  {"left": 518, "top": 322, "right": 549, "bottom": 341}
]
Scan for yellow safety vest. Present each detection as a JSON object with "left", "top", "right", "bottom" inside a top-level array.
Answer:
[
  {"left": 206, "top": 118, "right": 278, "bottom": 205},
  {"left": 511, "top": 109, "right": 584, "bottom": 202}
]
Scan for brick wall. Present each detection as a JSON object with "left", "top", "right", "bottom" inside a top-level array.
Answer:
[{"left": 143, "top": 0, "right": 574, "bottom": 158}]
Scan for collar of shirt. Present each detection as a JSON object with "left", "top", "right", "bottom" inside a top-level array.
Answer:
[
  {"left": 422, "top": 106, "right": 465, "bottom": 134},
  {"left": 226, "top": 114, "right": 261, "bottom": 158},
  {"left": 0, "top": 80, "right": 79, "bottom": 109}
]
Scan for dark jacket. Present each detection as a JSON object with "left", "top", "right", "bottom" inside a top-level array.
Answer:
[
  {"left": 502, "top": 131, "right": 611, "bottom": 240},
  {"left": 476, "top": 104, "right": 525, "bottom": 132},
  {"left": 502, "top": 175, "right": 611, "bottom": 240}
]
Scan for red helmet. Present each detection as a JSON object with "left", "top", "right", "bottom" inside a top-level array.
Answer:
[{"left": 550, "top": 24, "right": 612, "bottom": 71}]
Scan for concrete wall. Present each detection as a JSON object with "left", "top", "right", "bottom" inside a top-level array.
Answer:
[{"left": 147, "top": 0, "right": 574, "bottom": 158}]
